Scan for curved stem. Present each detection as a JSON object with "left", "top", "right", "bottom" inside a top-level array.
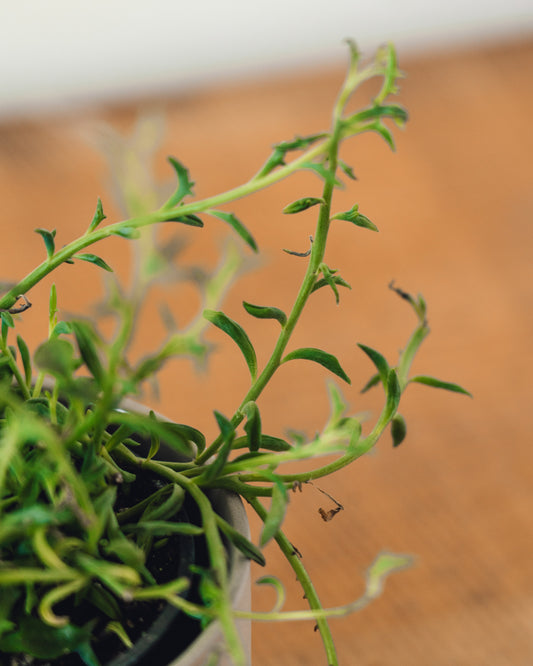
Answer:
[
  {"left": 0, "top": 141, "right": 328, "bottom": 312},
  {"left": 248, "top": 496, "right": 339, "bottom": 666}
]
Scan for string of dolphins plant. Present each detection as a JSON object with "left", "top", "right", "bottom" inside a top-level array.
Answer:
[{"left": 0, "top": 42, "right": 470, "bottom": 666}]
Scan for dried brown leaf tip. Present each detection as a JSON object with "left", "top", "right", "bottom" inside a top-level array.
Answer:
[{"left": 318, "top": 506, "right": 343, "bottom": 522}]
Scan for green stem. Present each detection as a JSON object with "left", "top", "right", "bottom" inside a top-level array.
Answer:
[
  {"left": 248, "top": 496, "right": 339, "bottom": 666},
  {"left": 0, "top": 141, "right": 328, "bottom": 312},
  {"left": 0, "top": 335, "right": 30, "bottom": 400}
]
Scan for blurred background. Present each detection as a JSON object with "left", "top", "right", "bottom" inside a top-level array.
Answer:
[{"left": 1, "top": 2, "right": 533, "bottom": 664}]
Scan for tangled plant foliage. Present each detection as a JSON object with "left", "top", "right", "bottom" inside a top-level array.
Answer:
[{"left": 0, "top": 43, "right": 470, "bottom": 666}]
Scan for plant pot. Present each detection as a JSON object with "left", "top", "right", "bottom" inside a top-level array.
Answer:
[
  {"left": 107, "top": 490, "right": 251, "bottom": 666},
  {"left": 108, "top": 400, "right": 252, "bottom": 666},
  {"left": 7, "top": 398, "right": 251, "bottom": 666}
]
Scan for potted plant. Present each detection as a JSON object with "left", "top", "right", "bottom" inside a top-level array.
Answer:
[{"left": 0, "top": 42, "right": 470, "bottom": 666}]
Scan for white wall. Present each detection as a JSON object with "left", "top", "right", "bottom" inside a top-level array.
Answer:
[{"left": 1, "top": 0, "right": 532, "bottom": 119}]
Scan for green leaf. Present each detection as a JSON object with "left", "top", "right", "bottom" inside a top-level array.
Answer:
[
  {"left": 147, "top": 411, "right": 161, "bottom": 461},
  {"left": 391, "top": 413, "right": 407, "bottom": 447},
  {"left": 168, "top": 213, "right": 204, "bottom": 227},
  {"left": 49, "top": 283, "right": 58, "bottom": 328},
  {"left": 1, "top": 310, "right": 14, "bottom": 330},
  {"left": 16, "top": 335, "right": 32, "bottom": 384},
  {"left": 254, "top": 576, "right": 286, "bottom": 611},
  {"left": 410, "top": 375, "right": 472, "bottom": 397},
  {"left": 74, "top": 253, "right": 113, "bottom": 272},
  {"left": 34, "top": 338, "right": 75, "bottom": 380},
  {"left": 301, "top": 161, "right": 342, "bottom": 187},
  {"left": 242, "top": 301, "right": 287, "bottom": 327},
  {"left": 109, "top": 413, "right": 195, "bottom": 458},
  {"left": 282, "top": 197, "right": 324, "bottom": 214},
  {"left": 141, "top": 483, "right": 185, "bottom": 522},
  {"left": 339, "top": 160, "right": 357, "bottom": 180},
  {"left": 50, "top": 321, "right": 72, "bottom": 338},
  {"left": 70, "top": 321, "right": 104, "bottom": 387},
  {"left": 162, "top": 423, "right": 206, "bottom": 455},
  {"left": 88, "top": 197, "right": 106, "bottom": 233},
  {"left": 208, "top": 210, "right": 257, "bottom": 252},
  {"left": 111, "top": 226, "right": 141, "bottom": 239},
  {"left": 103, "top": 537, "right": 146, "bottom": 570},
  {"left": 318, "top": 263, "right": 340, "bottom": 304},
  {"left": 204, "top": 309, "right": 257, "bottom": 379},
  {"left": 242, "top": 401, "right": 261, "bottom": 452},
  {"left": 366, "top": 120, "right": 396, "bottom": 151},
  {"left": 35, "top": 228, "right": 56, "bottom": 259},
  {"left": 124, "top": 521, "right": 203, "bottom": 536},
  {"left": 346, "top": 104, "right": 408, "bottom": 126},
  {"left": 260, "top": 480, "right": 288, "bottom": 546},
  {"left": 255, "top": 133, "right": 325, "bottom": 178},
  {"left": 384, "top": 369, "right": 401, "bottom": 418},
  {"left": 365, "top": 551, "right": 413, "bottom": 600},
  {"left": 327, "top": 382, "right": 348, "bottom": 425},
  {"left": 105, "top": 423, "right": 135, "bottom": 453},
  {"left": 311, "top": 275, "right": 351, "bottom": 295},
  {"left": 202, "top": 411, "right": 235, "bottom": 483},
  {"left": 166, "top": 157, "right": 195, "bottom": 207},
  {"left": 216, "top": 515, "right": 266, "bottom": 566},
  {"left": 0, "top": 617, "right": 96, "bottom": 660},
  {"left": 232, "top": 434, "right": 292, "bottom": 452},
  {"left": 332, "top": 205, "right": 378, "bottom": 231},
  {"left": 282, "top": 347, "right": 351, "bottom": 384},
  {"left": 357, "top": 344, "right": 390, "bottom": 387}
]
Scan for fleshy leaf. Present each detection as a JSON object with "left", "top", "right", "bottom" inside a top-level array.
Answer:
[
  {"left": 339, "top": 160, "right": 357, "bottom": 180},
  {"left": 88, "top": 198, "right": 106, "bottom": 233},
  {"left": 391, "top": 413, "right": 407, "bottom": 447},
  {"left": 282, "top": 197, "right": 324, "bottom": 214},
  {"left": 16, "top": 335, "right": 32, "bottom": 384},
  {"left": 74, "top": 253, "right": 113, "bottom": 272},
  {"left": 202, "top": 411, "right": 235, "bottom": 483},
  {"left": 318, "top": 263, "right": 340, "bottom": 304},
  {"left": 255, "top": 133, "right": 325, "bottom": 178},
  {"left": 255, "top": 576, "right": 286, "bottom": 612},
  {"left": 35, "top": 228, "right": 56, "bottom": 259},
  {"left": 242, "top": 301, "right": 287, "bottom": 327},
  {"left": 366, "top": 121, "right": 396, "bottom": 151},
  {"left": 216, "top": 516, "right": 266, "bottom": 566},
  {"left": 204, "top": 309, "right": 257, "bottom": 379},
  {"left": 34, "top": 338, "right": 76, "bottom": 380},
  {"left": 346, "top": 104, "right": 408, "bottom": 126},
  {"left": 357, "top": 344, "right": 390, "bottom": 386},
  {"left": 384, "top": 369, "right": 401, "bottom": 418},
  {"left": 1, "top": 310, "right": 14, "bottom": 329},
  {"left": 410, "top": 375, "right": 472, "bottom": 397},
  {"left": 166, "top": 157, "right": 195, "bottom": 207},
  {"left": 311, "top": 275, "right": 351, "bottom": 295},
  {"left": 242, "top": 401, "right": 261, "bottom": 452},
  {"left": 327, "top": 382, "right": 348, "bottom": 425},
  {"left": 332, "top": 205, "right": 378, "bottom": 232},
  {"left": 167, "top": 213, "right": 204, "bottom": 227},
  {"left": 208, "top": 210, "right": 257, "bottom": 252},
  {"left": 365, "top": 551, "right": 413, "bottom": 600},
  {"left": 260, "top": 480, "right": 288, "bottom": 546},
  {"left": 282, "top": 347, "right": 351, "bottom": 384},
  {"left": 70, "top": 321, "right": 104, "bottom": 387},
  {"left": 111, "top": 226, "right": 141, "bottom": 240},
  {"left": 232, "top": 434, "right": 292, "bottom": 452},
  {"left": 360, "top": 372, "right": 380, "bottom": 394}
]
